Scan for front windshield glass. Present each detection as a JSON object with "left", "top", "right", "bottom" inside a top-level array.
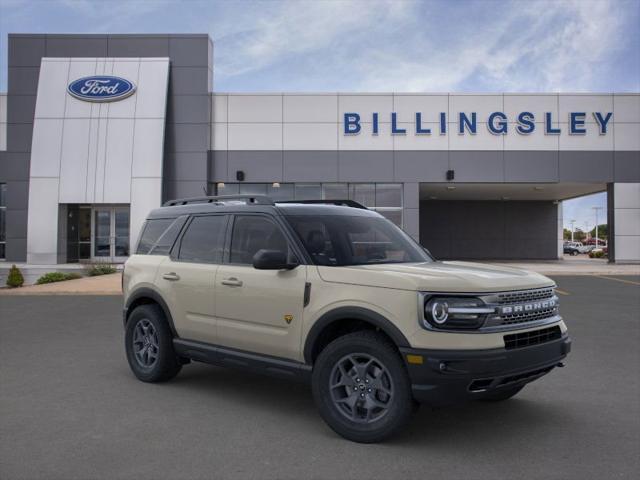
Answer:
[{"left": 286, "top": 215, "right": 432, "bottom": 266}]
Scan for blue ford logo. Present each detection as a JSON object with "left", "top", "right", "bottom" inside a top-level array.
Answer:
[{"left": 67, "top": 76, "right": 136, "bottom": 102}]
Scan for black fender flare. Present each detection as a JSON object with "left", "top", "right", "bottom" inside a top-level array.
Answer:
[
  {"left": 303, "top": 306, "right": 410, "bottom": 364},
  {"left": 124, "top": 287, "right": 179, "bottom": 338}
]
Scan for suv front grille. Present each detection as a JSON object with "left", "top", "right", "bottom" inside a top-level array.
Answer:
[
  {"left": 504, "top": 326, "right": 562, "bottom": 350},
  {"left": 496, "top": 287, "right": 555, "bottom": 305}
]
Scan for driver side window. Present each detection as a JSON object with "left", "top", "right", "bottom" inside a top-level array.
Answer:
[{"left": 229, "top": 216, "right": 289, "bottom": 265}]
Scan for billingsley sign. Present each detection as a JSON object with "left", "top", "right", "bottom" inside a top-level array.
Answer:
[
  {"left": 343, "top": 111, "right": 613, "bottom": 135},
  {"left": 67, "top": 76, "right": 136, "bottom": 102}
]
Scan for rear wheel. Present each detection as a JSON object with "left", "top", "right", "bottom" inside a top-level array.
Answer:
[
  {"left": 479, "top": 385, "right": 524, "bottom": 402},
  {"left": 125, "top": 304, "right": 182, "bottom": 383},
  {"left": 312, "top": 331, "right": 414, "bottom": 443}
]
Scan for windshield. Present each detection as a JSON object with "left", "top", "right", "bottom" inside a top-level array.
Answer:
[{"left": 285, "top": 215, "right": 432, "bottom": 266}]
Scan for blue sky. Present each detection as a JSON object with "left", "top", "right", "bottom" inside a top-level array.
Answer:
[{"left": 1, "top": 0, "right": 638, "bottom": 227}]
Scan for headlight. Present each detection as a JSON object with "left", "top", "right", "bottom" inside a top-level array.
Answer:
[{"left": 423, "top": 296, "right": 494, "bottom": 330}]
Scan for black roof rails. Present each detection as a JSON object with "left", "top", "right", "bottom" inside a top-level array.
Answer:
[
  {"left": 163, "top": 195, "right": 275, "bottom": 207},
  {"left": 276, "top": 199, "right": 368, "bottom": 209}
]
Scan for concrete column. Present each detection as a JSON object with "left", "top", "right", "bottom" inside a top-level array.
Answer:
[
  {"left": 403, "top": 183, "right": 419, "bottom": 242},
  {"left": 609, "top": 183, "right": 640, "bottom": 263},
  {"left": 557, "top": 201, "right": 564, "bottom": 259}
]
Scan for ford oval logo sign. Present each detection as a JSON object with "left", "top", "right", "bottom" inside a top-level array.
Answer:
[{"left": 67, "top": 76, "right": 136, "bottom": 102}]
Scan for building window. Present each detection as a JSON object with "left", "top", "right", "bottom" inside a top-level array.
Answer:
[
  {"left": 0, "top": 183, "right": 6, "bottom": 259},
  {"left": 213, "top": 182, "right": 404, "bottom": 227}
]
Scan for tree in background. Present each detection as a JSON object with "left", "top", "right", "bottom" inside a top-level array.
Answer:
[{"left": 589, "top": 224, "right": 608, "bottom": 240}]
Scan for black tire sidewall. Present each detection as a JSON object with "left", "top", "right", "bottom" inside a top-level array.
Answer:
[
  {"left": 125, "top": 304, "right": 180, "bottom": 383},
  {"left": 312, "top": 332, "right": 413, "bottom": 443}
]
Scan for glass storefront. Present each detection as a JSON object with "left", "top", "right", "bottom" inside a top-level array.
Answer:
[{"left": 213, "top": 183, "right": 404, "bottom": 227}]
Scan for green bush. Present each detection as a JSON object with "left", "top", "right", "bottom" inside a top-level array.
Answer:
[
  {"left": 86, "top": 264, "right": 117, "bottom": 276},
  {"left": 6, "top": 264, "right": 25, "bottom": 288},
  {"left": 589, "top": 250, "right": 606, "bottom": 259},
  {"left": 36, "top": 272, "right": 82, "bottom": 285}
]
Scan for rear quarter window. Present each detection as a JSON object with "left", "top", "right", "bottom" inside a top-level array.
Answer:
[{"left": 137, "top": 217, "right": 185, "bottom": 255}]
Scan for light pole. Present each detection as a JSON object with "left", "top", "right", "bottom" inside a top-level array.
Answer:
[
  {"left": 592, "top": 206, "right": 603, "bottom": 248},
  {"left": 570, "top": 219, "right": 576, "bottom": 242}
]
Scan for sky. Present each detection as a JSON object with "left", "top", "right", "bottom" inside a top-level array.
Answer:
[{"left": 1, "top": 0, "right": 638, "bottom": 227}]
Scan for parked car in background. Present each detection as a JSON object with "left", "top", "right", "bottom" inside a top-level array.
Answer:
[{"left": 564, "top": 242, "right": 587, "bottom": 255}]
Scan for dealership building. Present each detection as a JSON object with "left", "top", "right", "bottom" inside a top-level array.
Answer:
[{"left": 0, "top": 33, "right": 638, "bottom": 267}]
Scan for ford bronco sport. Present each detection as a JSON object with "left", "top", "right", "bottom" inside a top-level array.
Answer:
[{"left": 123, "top": 195, "right": 571, "bottom": 443}]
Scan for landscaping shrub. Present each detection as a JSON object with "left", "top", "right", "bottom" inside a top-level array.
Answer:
[
  {"left": 86, "top": 263, "right": 117, "bottom": 276},
  {"left": 6, "top": 264, "right": 25, "bottom": 288},
  {"left": 36, "top": 272, "right": 82, "bottom": 285},
  {"left": 589, "top": 250, "right": 606, "bottom": 259}
]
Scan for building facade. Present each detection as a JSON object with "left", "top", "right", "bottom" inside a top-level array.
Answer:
[{"left": 0, "top": 33, "right": 638, "bottom": 265}]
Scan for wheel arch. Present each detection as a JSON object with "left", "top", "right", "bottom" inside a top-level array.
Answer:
[
  {"left": 303, "top": 307, "right": 410, "bottom": 364},
  {"left": 124, "top": 287, "right": 178, "bottom": 338}
]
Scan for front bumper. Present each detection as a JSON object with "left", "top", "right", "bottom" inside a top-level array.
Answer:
[{"left": 400, "top": 334, "right": 571, "bottom": 405}]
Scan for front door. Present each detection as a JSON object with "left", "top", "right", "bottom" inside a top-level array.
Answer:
[
  {"left": 215, "top": 214, "right": 307, "bottom": 361},
  {"left": 92, "top": 206, "right": 130, "bottom": 263}
]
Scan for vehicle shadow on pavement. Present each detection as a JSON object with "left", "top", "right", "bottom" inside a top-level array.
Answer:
[{"left": 162, "top": 361, "right": 570, "bottom": 447}]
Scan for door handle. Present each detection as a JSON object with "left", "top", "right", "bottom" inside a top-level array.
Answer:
[
  {"left": 162, "top": 272, "right": 180, "bottom": 281},
  {"left": 221, "top": 277, "right": 243, "bottom": 287}
]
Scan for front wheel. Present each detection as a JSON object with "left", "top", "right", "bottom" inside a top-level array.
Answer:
[
  {"left": 125, "top": 304, "right": 182, "bottom": 383},
  {"left": 312, "top": 331, "right": 414, "bottom": 443}
]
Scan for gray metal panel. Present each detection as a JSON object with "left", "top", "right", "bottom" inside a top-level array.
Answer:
[
  {"left": 338, "top": 151, "right": 394, "bottom": 182},
  {"left": 8, "top": 35, "right": 45, "bottom": 67},
  {"left": 7, "top": 67, "right": 40, "bottom": 95},
  {"left": 6, "top": 124, "right": 33, "bottom": 153},
  {"left": 169, "top": 36, "right": 211, "bottom": 67},
  {"left": 449, "top": 151, "right": 504, "bottom": 182},
  {"left": 228, "top": 151, "right": 284, "bottom": 182},
  {"left": 5, "top": 236, "right": 26, "bottom": 262},
  {"left": 208, "top": 151, "right": 228, "bottom": 182},
  {"left": 163, "top": 180, "right": 208, "bottom": 201},
  {"left": 107, "top": 35, "right": 170, "bottom": 57},
  {"left": 614, "top": 151, "right": 640, "bottom": 182},
  {"left": 0, "top": 153, "right": 30, "bottom": 181},
  {"left": 6, "top": 209, "right": 28, "bottom": 239},
  {"left": 394, "top": 151, "right": 449, "bottom": 182},
  {"left": 6, "top": 95, "right": 36, "bottom": 124},
  {"left": 559, "top": 151, "right": 614, "bottom": 182},
  {"left": 167, "top": 95, "right": 210, "bottom": 124},
  {"left": 169, "top": 67, "right": 210, "bottom": 95},
  {"left": 283, "top": 151, "right": 338, "bottom": 182},
  {"left": 45, "top": 35, "right": 108, "bottom": 57},
  {"left": 504, "top": 151, "right": 559, "bottom": 182},
  {"left": 5, "top": 180, "right": 29, "bottom": 207},
  {"left": 164, "top": 153, "right": 208, "bottom": 181},
  {"left": 165, "top": 123, "right": 209, "bottom": 153}
]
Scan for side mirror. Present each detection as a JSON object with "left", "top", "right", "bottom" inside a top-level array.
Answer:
[{"left": 252, "top": 249, "right": 298, "bottom": 270}]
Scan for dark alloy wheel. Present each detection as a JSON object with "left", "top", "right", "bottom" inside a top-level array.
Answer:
[
  {"left": 312, "top": 331, "right": 414, "bottom": 443},
  {"left": 125, "top": 304, "right": 182, "bottom": 383}
]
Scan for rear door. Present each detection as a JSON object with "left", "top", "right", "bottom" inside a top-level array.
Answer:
[
  {"left": 214, "top": 214, "right": 307, "bottom": 361},
  {"left": 156, "top": 214, "right": 228, "bottom": 344}
]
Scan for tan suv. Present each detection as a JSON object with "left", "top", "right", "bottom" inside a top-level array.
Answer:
[{"left": 122, "top": 195, "right": 571, "bottom": 443}]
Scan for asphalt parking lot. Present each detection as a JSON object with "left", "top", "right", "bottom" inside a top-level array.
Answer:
[{"left": 1, "top": 275, "right": 639, "bottom": 480}]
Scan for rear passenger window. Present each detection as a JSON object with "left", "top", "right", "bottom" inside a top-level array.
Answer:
[
  {"left": 137, "top": 218, "right": 174, "bottom": 254},
  {"left": 178, "top": 215, "right": 227, "bottom": 263}
]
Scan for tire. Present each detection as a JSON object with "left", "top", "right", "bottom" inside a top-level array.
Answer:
[
  {"left": 479, "top": 385, "right": 524, "bottom": 402},
  {"left": 572, "top": 250, "right": 579, "bottom": 256},
  {"left": 125, "top": 304, "right": 182, "bottom": 383},
  {"left": 312, "top": 331, "right": 414, "bottom": 443}
]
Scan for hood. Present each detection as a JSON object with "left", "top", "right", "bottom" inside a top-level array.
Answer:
[{"left": 316, "top": 261, "right": 554, "bottom": 293}]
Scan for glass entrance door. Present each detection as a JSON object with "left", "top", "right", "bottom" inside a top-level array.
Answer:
[{"left": 92, "top": 206, "right": 130, "bottom": 263}]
